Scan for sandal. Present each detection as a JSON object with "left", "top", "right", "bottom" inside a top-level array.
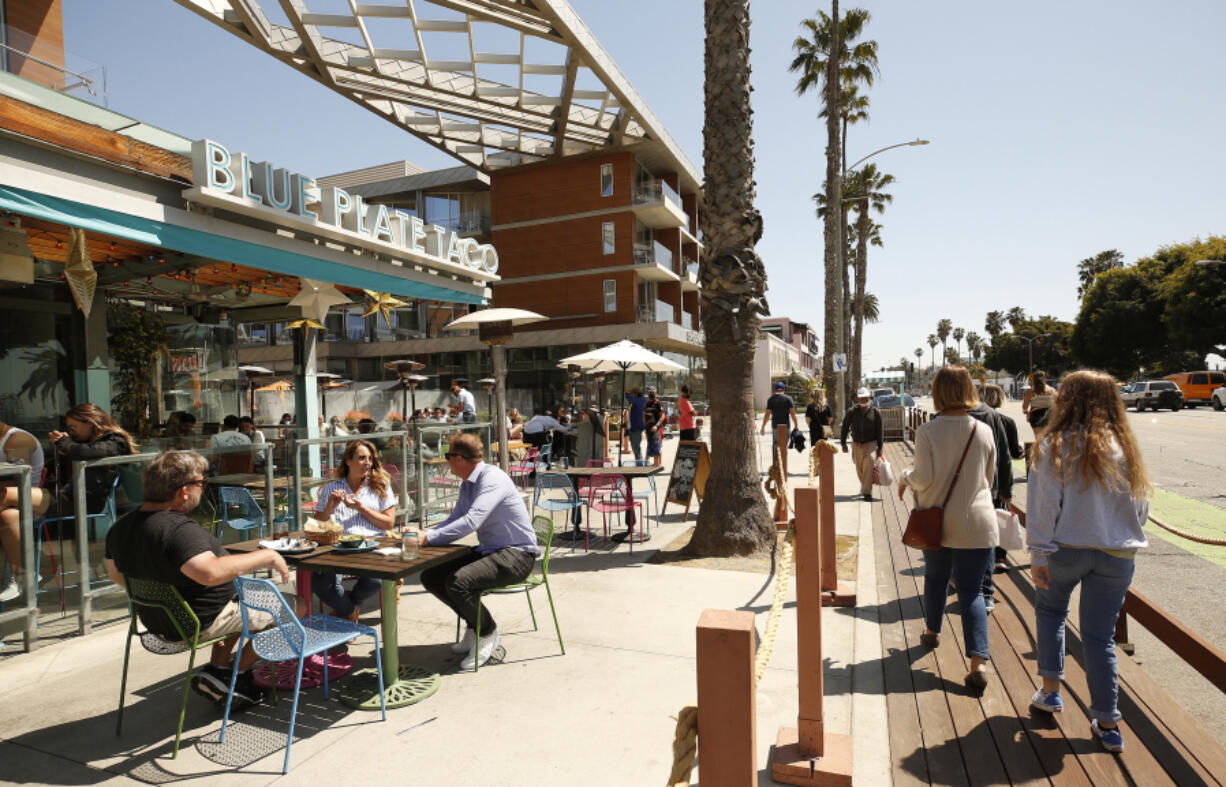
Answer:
[{"left": 921, "top": 631, "right": 940, "bottom": 648}]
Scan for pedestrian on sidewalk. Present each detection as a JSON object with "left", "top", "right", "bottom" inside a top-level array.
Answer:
[
  {"left": 804, "top": 388, "right": 833, "bottom": 449},
  {"left": 967, "top": 386, "right": 1013, "bottom": 612},
  {"left": 839, "top": 387, "right": 883, "bottom": 501},
  {"left": 1023, "top": 370, "right": 1056, "bottom": 431},
  {"left": 897, "top": 366, "right": 997, "bottom": 688},
  {"left": 760, "top": 381, "right": 799, "bottom": 478},
  {"left": 982, "top": 383, "right": 1023, "bottom": 575},
  {"left": 1027, "top": 370, "right": 1150, "bottom": 752}
]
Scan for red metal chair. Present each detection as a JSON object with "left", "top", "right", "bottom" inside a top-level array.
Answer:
[
  {"left": 586, "top": 474, "right": 643, "bottom": 552},
  {"left": 576, "top": 459, "right": 611, "bottom": 502}
]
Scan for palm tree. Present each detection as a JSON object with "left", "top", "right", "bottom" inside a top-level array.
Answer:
[
  {"left": 927, "top": 333, "right": 938, "bottom": 370},
  {"left": 846, "top": 164, "right": 893, "bottom": 397},
  {"left": 966, "top": 331, "right": 983, "bottom": 363},
  {"left": 936, "top": 318, "right": 952, "bottom": 364},
  {"left": 861, "top": 291, "right": 880, "bottom": 322},
  {"left": 791, "top": 3, "right": 878, "bottom": 416},
  {"left": 1006, "top": 307, "right": 1027, "bottom": 331},
  {"left": 952, "top": 326, "right": 965, "bottom": 361},
  {"left": 1076, "top": 249, "right": 1124, "bottom": 299},
  {"left": 685, "top": 0, "right": 773, "bottom": 557},
  {"left": 984, "top": 310, "right": 1005, "bottom": 339}
]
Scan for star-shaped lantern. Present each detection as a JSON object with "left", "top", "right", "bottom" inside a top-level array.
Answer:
[
  {"left": 64, "top": 227, "right": 97, "bottom": 318},
  {"left": 362, "top": 290, "right": 408, "bottom": 328},
  {"left": 288, "top": 278, "right": 349, "bottom": 324},
  {"left": 287, "top": 318, "right": 325, "bottom": 332}
]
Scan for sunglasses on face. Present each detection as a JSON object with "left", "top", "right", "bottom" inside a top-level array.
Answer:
[
  {"left": 180, "top": 479, "right": 206, "bottom": 489},
  {"left": 444, "top": 452, "right": 472, "bottom": 460}
]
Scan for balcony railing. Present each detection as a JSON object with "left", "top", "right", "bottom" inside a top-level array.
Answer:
[
  {"left": 684, "top": 258, "right": 699, "bottom": 278},
  {"left": 680, "top": 311, "right": 694, "bottom": 330},
  {"left": 633, "top": 240, "right": 673, "bottom": 271},
  {"left": 633, "top": 178, "right": 684, "bottom": 213},
  {"left": 426, "top": 211, "right": 490, "bottom": 236},
  {"left": 637, "top": 300, "right": 676, "bottom": 324}
]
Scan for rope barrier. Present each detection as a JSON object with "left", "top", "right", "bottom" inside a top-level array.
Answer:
[
  {"left": 666, "top": 444, "right": 799, "bottom": 785},
  {"left": 1147, "top": 514, "right": 1226, "bottom": 546}
]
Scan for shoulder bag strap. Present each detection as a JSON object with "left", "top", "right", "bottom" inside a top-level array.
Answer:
[{"left": 940, "top": 422, "right": 978, "bottom": 510}]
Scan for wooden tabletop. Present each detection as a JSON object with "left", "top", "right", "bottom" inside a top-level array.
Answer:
[
  {"left": 226, "top": 533, "right": 471, "bottom": 581},
  {"left": 560, "top": 465, "right": 664, "bottom": 477}
]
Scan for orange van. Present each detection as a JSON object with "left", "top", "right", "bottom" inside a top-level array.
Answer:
[{"left": 1164, "top": 371, "right": 1226, "bottom": 407}]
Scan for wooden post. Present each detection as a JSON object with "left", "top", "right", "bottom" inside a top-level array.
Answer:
[
  {"left": 818, "top": 445, "right": 856, "bottom": 607},
  {"left": 1114, "top": 609, "right": 1135, "bottom": 655},
  {"left": 696, "top": 609, "right": 757, "bottom": 785},
  {"left": 772, "top": 486, "right": 853, "bottom": 786}
]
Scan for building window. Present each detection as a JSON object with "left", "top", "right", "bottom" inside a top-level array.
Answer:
[
  {"left": 602, "top": 221, "right": 615, "bottom": 255},
  {"left": 600, "top": 163, "right": 613, "bottom": 197},
  {"left": 603, "top": 279, "right": 617, "bottom": 312}
]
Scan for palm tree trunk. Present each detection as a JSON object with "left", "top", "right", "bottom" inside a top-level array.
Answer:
[
  {"left": 686, "top": 0, "right": 773, "bottom": 557},
  {"left": 822, "top": 0, "right": 844, "bottom": 417},
  {"left": 842, "top": 207, "right": 852, "bottom": 402},
  {"left": 852, "top": 202, "right": 869, "bottom": 396}
]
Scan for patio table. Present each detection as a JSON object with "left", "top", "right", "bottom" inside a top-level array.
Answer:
[
  {"left": 558, "top": 465, "right": 663, "bottom": 544},
  {"left": 226, "top": 534, "right": 471, "bottom": 709}
]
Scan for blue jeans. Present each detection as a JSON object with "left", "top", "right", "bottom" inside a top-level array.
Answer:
[
  {"left": 312, "top": 572, "right": 380, "bottom": 618},
  {"left": 627, "top": 428, "right": 644, "bottom": 460},
  {"left": 923, "top": 547, "right": 993, "bottom": 660},
  {"left": 1035, "top": 547, "right": 1134, "bottom": 724}
]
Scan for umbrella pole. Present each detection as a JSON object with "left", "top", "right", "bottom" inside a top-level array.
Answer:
[{"left": 618, "top": 365, "right": 627, "bottom": 467}]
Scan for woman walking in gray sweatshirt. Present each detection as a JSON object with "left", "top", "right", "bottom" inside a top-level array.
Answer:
[{"left": 1026, "top": 370, "right": 1150, "bottom": 753}]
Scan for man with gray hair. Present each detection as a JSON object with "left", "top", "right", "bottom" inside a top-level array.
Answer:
[{"left": 105, "top": 450, "right": 301, "bottom": 712}]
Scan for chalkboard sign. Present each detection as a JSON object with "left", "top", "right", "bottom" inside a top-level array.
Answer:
[{"left": 665, "top": 440, "right": 710, "bottom": 520}]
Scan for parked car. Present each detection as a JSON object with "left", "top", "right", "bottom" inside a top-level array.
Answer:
[
  {"left": 876, "top": 394, "right": 915, "bottom": 408},
  {"left": 1121, "top": 380, "right": 1183, "bottom": 411},
  {"left": 1164, "top": 371, "right": 1226, "bottom": 408},
  {"left": 1213, "top": 386, "right": 1226, "bottom": 411},
  {"left": 871, "top": 387, "right": 895, "bottom": 404}
]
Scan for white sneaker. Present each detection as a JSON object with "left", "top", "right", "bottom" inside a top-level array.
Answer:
[
  {"left": 460, "top": 629, "right": 500, "bottom": 670},
  {"left": 0, "top": 576, "right": 20, "bottom": 603},
  {"left": 451, "top": 627, "right": 477, "bottom": 654}
]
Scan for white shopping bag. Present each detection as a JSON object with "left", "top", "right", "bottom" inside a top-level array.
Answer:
[
  {"left": 996, "top": 508, "right": 1025, "bottom": 551},
  {"left": 873, "top": 455, "right": 894, "bottom": 486}
]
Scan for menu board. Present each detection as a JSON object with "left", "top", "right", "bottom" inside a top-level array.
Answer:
[{"left": 664, "top": 440, "right": 710, "bottom": 520}]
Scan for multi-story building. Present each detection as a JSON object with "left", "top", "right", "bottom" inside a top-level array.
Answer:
[{"left": 760, "top": 317, "right": 820, "bottom": 378}]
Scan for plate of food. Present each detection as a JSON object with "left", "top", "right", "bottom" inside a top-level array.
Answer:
[
  {"left": 259, "top": 537, "right": 319, "bottom": 554},
  {"left": 332, "top": 535, "right": 378, "bottom": 553}
]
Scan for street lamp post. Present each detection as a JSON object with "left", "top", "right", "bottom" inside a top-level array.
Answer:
[
  {"left": 1022, "top": 333, "right": 1052, "bottom": 376},
  {"left": 843, "top": 138, "right": 930, "bottom": 179}
]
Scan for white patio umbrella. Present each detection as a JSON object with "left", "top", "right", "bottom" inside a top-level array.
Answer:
[{"left": 559, "top": 339, "right": 684, "bottom": 465}]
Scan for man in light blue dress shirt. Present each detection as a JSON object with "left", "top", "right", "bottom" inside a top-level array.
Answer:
[{"left": 419, "top": 433, "right": 540, "bottom": 670}]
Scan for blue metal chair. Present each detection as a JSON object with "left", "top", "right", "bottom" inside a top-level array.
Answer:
[
  {"left": 221, "top": 577, "right": 387, "bottom": 774},
  {"left": 620, "top": 459, "right": 659, "bottom": 536},
  {"left": 533, "top": 472, "right": 583, "bottom": 519},
  {"left": 218, "top": 486, "right": 284, "bottom": 539}
]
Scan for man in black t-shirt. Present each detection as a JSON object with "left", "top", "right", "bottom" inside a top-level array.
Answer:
[
  {"left": 643, "top": 387, "right": 667, "bottom": 467},
  {"left": 105, "top": 450, "right": 300, "bottom": 711},
  {"left": 760, "top": 382, "right": 800, "bottom": 477}
]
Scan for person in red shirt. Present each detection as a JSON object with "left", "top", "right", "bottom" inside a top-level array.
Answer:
[{"left": 677, "top": 385, "right": 698, "bottom": 441}]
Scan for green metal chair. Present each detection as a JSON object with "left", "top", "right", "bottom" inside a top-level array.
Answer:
[
  {"left": 115, "top": 576, "right": 231, "bottom": 758},
  {"left": 456, "top": 515, "right": 564, "bottom": 671}
]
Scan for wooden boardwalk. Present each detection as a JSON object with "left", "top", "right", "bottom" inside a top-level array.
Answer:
[{"left": 874, "top": 441, "right": 1226, "bottom": 786}]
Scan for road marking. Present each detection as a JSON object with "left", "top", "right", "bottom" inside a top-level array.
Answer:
[{"left": 1135, "top": 418, "right": 1226, "bottom": 431}]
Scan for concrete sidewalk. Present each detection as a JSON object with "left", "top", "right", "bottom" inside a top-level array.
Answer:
[{"left": 0, "top": 433, "right": 890, "bottom": 786}]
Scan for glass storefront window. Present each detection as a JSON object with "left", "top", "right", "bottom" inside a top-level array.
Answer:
[
  {"left": 157, "top": 321, "right": 239, "bottom": 426},
  {"left": 0, "top": 291, "right": 73, "bottom": 433}
]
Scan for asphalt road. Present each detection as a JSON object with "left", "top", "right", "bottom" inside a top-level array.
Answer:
[{"left": 913, "top": 395, "right": 1226, "bottom": 746}]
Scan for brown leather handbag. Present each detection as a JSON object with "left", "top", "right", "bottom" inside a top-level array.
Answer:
[{"left": 902, "top": 422, "right": 977, "bottom": 551}]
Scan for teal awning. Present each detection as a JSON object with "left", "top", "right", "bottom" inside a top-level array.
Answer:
[{"left": 0, "top": 184, "right": 485, "bottom": 304}]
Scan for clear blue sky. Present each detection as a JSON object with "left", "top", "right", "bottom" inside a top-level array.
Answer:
[{"left": 63, "top": 1, "right": 1226, "bottom": 373}]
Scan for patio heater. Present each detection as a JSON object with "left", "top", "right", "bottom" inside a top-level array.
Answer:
[
  {"left": 315, "top": 371, "right": 341, "bottom": 422},
  {"left": 566, "top": 364, "right": 582, "bottom": 416},
  {"left": 443, "top": 309, "right": 546, "bottom": 469},
  {"left": 384, "top": 360, "right": 426, "bottom": 422},
  {"left": 477, "top": 377, "right": 496, "bottom": 422},
  {"left": 239, "top": 365, "right": 273, "bottom": 420}
]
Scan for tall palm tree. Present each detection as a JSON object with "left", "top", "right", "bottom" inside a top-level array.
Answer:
[
  {"left": 791, "top": 3, "right": 877, "bottom": 416},
  {"left": 685, "top": 0, "right": 773, "bottom": 557},
  {"left": 966, "top": 331, "right": 983, "bottom": 363},
  {"left": 1076, "top": 249, "right": 1125, "bottom": 299},
  {"left": 984, "top": 310, "right": 1005, "bottom": 339},
  {"left": 1006, "top": 307, "right": 1027, "bottom": 331},
  {"left": 927, "top": 333, "right": 938, "bottom": 370},
  {"left": 936, "top": 318, "right": 952, "bottom": 364},
  {"left": 862, "top": 291, "right": 880, "bottom": 322},
  {"left": 914, "top": 347, "right": 924, "bottom": 382},
  {"left": 952, "top": 326, "right": 965, "bottom": 361},
  {"left": 846, "top": 165, "right": 893, "bottom": 397}
]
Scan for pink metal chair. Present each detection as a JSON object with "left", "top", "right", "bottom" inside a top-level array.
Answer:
[
  {"left": 586, "top": 475, "right": 643, "bottom": 552},
  {"left": 576, "top": 459, "right": 612, "bottom": 502},
  {"left": 508, "top": 447, "right": 539, "bottom": 490}
]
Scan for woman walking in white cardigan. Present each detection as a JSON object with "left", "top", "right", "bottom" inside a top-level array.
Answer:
[
  {"left": 1026, "top": 370, "right": 1150, "bottom": 752},
  {"left": 898, "top": 366, "right": 998, "bottom": 687}
]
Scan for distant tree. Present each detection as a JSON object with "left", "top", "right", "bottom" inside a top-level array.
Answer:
[
  {"left": 1159, "top": 237, "right": 1226, "bottom": 359},
  {"left": 1071, "top": 264, "right": 1166, "bottom": 378},
  {"left": 927, "top": 333, "right": 938, "bottom": 369},
  {"left": 984, "top": 310, "right": 1005, "bottom": 339},
  {"left": 936, "top": 319, "right": 952, "bottom": 363},
  {"left": 986, "top": 316, "right": 1075, "bottom": 376},
  {"left": 1077, "top": 249, "right": 1125, "bottom": 300},
  {"left": 966, "top": 331, "right": 983, "bottom": 363},
  {"left": 1005, "top": 307, "right": 1027, "bottom": 330},
  {"left": 952, "top": 326, "right": 965, "bottom": 360},
  {"left": 862, "top": 291, "right": 880, "bottom": 323},
  {"left": 944, "top": 346, "right": 960, "bottom": 365},
  {"left": 914, "top": 347, "right": 923, "bottom": 369}
]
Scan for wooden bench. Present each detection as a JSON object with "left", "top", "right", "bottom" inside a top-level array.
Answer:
[{"left": 874, "top": 441, "right": 1226, "bottom": 785}]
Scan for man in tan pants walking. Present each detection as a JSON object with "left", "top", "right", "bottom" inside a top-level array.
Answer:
[{"left": 840, "top": 387, "right": 884, "bottom": 501}]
